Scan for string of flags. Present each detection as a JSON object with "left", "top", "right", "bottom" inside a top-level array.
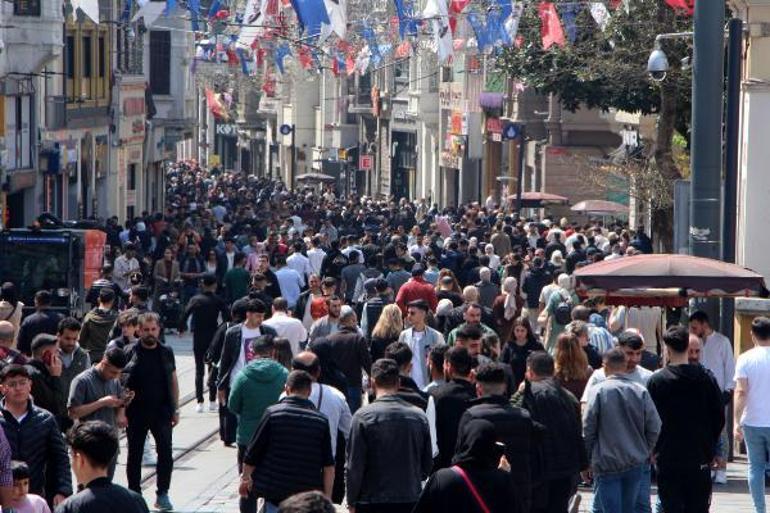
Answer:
[{"left": 142, "top": 0, "right": 694, "bottom": 119}]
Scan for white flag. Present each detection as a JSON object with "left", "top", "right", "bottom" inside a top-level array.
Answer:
[
  {"left": 590, "top": 2, "right": 610, "bottom": 32},
  {"left": 321, "top": 0, "right": 347, "bottom": 39}
]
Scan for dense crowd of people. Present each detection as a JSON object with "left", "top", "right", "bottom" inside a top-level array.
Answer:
[{"left": 0, "top": 161, "right": 766, "bottom": 513}]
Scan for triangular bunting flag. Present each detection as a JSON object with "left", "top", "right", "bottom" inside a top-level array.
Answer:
[{"left": 538, "top": 1, "right": 566, "bottom": 49}]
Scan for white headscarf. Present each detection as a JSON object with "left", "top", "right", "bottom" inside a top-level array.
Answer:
[{"left": 502, "top": 277, "right": 518, "bottom": 321}]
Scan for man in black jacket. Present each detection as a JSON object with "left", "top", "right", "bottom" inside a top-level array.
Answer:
[
  {"left": 179, "top": 274, "right": 230, "bottom": 412},
  {"left": 647, "top": 326, "right": 724, "bottom": 513},
  {"left": 123, "top": 334, "right": 179, "bottom": 512},
  {"left": 518, "top": 352, "right": 587, "bottom": 513},
  {"left": 56, "top": 421, "right": 149, "bottom": 513},
  {"left": 429, "top": 346, "right": 476, "bottom": 470},
  {"left": 346, "top": 359, "right": 432, "bottom": 513},
  {"left": 457, "top": 362, "right": 538, "bottom": 513},
  {"left": 216, "top": 299, "right": 278, "bottom": 402},
  {"left": 0, "top": 365, "right": 71, "bottom": 506},
  {"left": 17, "top": 291, "right": 63, "bottom": 356},
  {"left": 309, "top": 307, "right": 371, "bottom": 413},
  {"left": 383, "top": 342, "right": 429, "bottom": 411},
  {"left": 239, "top": 370, "right": 334, "bottom": 511},
  {"left": 27, "top": 334, "right": 67, "bottom": 422}
]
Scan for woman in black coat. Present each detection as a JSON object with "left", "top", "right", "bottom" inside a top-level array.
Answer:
[{"left": 412, "top": 419, "right": 519, "bottom": 513}]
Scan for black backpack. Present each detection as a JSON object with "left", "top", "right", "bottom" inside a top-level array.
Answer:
[{"left": 553, "top": 291, "right": 573, "bottom": 325}]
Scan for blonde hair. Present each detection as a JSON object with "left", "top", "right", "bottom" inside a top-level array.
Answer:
[{"left": 371, "top": 304, "right": 404, "bottom": 340}]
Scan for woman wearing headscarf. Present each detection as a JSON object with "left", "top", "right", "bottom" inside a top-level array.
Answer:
[
  {"left": 412, "top": 419, "right": 518, "bottom": 513},
  {"left": 484, "top": 244, "right": 501, "bottom": 271},
  {"left": 491, "top": 277, "right": 523, "bottom": 345}
]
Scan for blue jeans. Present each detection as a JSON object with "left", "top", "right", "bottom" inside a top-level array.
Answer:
[
  {"left": 264, "top": 502, "right": 279, "bottom": 513},
  {"left": 347, "top": 386, "right": 363, "bottom": 414},
  {"left": 594, "top": 465, "right": 644, "bottom": 513},
  {"left": 744, "top": 425, "right": 770, "bottom": 513},
  {"left": 592, "top": 464, "right": 651, "bottom": 513}
]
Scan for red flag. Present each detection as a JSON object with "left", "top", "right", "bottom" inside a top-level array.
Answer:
[
  {"left": 205, "top": 88, "right": 228, "bottom": 120},
  {"left": 331, "top": 57, "right": 340, "bottom": 77},
  {"left": 449, "top": 0, "right": 470, "bottom": 34},
  {"left": 395, "top": 41, "right": 411, "bottom": 58},
  {"left": 664, "top": 0, "right": 694, "bottom": 15},
  {"left": 538, "top": 2, "right": 566, "bottom": 49},
  {"left": 346, "top": 55, "right": 356, "bottom": 76},
  {"left": 608, "top": 0, "right": 621, "bottom": 8},
  {"left": 297, "top": 45, "right": 313, "bottom": 69}
]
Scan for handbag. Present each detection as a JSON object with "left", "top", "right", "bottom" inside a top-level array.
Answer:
[{"left": 451, "top": 465, "right": 491, "bottom": 513}]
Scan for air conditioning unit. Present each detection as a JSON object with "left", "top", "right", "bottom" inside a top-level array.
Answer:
[{"left": 45, "top": 96, "right": 67, "bottom": 130}]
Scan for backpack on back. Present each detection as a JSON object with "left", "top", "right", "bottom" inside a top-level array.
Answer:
[{"left": 553, "top": 292, "right": 573, "bottom": 325}]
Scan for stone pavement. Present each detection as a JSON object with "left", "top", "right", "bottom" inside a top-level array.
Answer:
[{"left": 120, "top": 332, "right": 767, "bottom": 512}]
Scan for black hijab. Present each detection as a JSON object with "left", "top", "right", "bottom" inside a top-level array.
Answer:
[{"left": 451, "top": 418, "right": 503, "bottom": 470}]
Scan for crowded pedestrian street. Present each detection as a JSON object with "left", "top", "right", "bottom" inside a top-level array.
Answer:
[
  {"left": 111, "top": 333, "right": 764, "bottom": 513},
  {"left": 3, "top": 0, "right": 770, "bottom": 511}
]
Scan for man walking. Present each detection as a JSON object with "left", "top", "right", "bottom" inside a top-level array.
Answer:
[
  {"left": 398, "top": 299, "right": 445, "bottom": 390},
  {"left": 308, "top": 296, "right": 343, "bottom": 343},
  {"left": 0, "top": 365, "right": 71, "bottom": 506},
  {"left": 229, "top": 335, "right": 288, "bottom": 513},
  {"left": 79, "top": 289, "right": 118, "bottom": 364},
  {"left": 457, "top": 363, "right": 537, "bottom": 513},
  {"left": 123, "top": 335, "right": 179, "bottom": 512},
  {"left": 55, "top": 421, "right": 149, "bottom": 513},
  {"left": 688, "top": 310, "right": 735, "bottom": 484},
  {"left": 179, "top": 273, "right": 230, "bottom": 412},
  {"left": 647, "top": 326, "right": 724, "bottom": 513},
  {"left": 291, "top": 351, "right": 352, "bottom": 504},
  {"left": 429, "top": 346, "right": 475, "bottom": 469},
  {"left": 310, "top": 306, "right": 371, "bottom": 413},
  {"left": 395, "top": 265, "right": 438, "bottom": 315},
  {"left": 67, "top": 348, "right": 130, "bottom": 467},
  {"left": 17, "top": 291, "right": 63, "bottom": 356},
  {"left": 734, "top": 316, "right": 770, "bottom": 513},
  {"left": 264, "top": 298, "right": 308, "bottom": 355},
  {"left": 239, "top": 370, "right": 335, "bottom": 513},
  {"left": 582, "top": 348, "right": 661, "bottom": 513},
  {"left": 346, "top": 359, "right": 432, "bottom": 513}
]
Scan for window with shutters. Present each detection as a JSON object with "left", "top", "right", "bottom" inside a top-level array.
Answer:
[{"left": 149, "top": 31, "right": 171, "bottom": 95}]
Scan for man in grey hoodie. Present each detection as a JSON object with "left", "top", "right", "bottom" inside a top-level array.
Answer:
[
  {"left": 79, "top": 289, "right": 119, "bottom": 363},
  {"left": 582, "top": 348, "right": 661, "bottom": 513}
]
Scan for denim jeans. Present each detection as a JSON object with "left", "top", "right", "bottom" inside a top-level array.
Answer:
[
  {"left": 744, "top": 425, "right": 770, "bottom": 513},
  {"left": 594, "top": 465, "right": 644, "bottom": 513},
  {"left": 264, "top": 502, "right": 279, "bottom": 513},
  {"left": 592, "top": 464, "right": 651, "bottom": 513},
  {"left": 347, "top": 386, "right": 363, "bottom": 414}
]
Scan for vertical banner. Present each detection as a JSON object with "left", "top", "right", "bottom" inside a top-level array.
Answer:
[{"left": 83, "top": 229, "right": 107, "bottom": 289}]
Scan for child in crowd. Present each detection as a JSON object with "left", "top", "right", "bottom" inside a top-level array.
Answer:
[{"left": 3, "top": 461, "right": 50, "bottom": 513}]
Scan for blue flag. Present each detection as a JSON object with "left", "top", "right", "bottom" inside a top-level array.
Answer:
[
  {"left": 189, "top": 0, "right": 200, "bottom": 31},
  {"left": 393, "top": 0, "right": 417, "bottom": 38},
  {"left": 558, "top": 3, "right": 580, "bottom": 43},
  {"left": 208, "top": 0, "right": 220, "bottom": 17},
  {"left": 120, "top": 0, "right": 132, "bottom": 22},
  {"left": 467, "top": 12, "right": 488, "bottom": 51},
  {"left": 236, "top": 47, "right": 250, "bottom": 75},
  {"left": 274, "top": 44, "right": 292, "bottom": 73},
  {"left": 290, "top": 0, "right": 330, "bottom": 36},
  {"left": 362, "top": 23, "right": 382, "bottom": 66}
]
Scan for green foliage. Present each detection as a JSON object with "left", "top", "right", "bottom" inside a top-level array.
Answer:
[{"left": 497, "top": 0, "right": 693, "bottom": 116}]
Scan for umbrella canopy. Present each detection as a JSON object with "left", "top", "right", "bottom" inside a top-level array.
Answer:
[
  {"left": 508, "top": 192, "right": 569, "bottom": 208},
  {"left": 295, "top": 173, "right": 336, "bottom": 183},
  {"left": 571, "top": 200, "right": 628, "bottom": 215},
  {"left": 574, "top": 254, "right": 767, "bottom": 300}
]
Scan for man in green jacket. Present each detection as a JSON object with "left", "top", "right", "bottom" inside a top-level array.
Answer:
[
  {"left": 228, "top": 335, "right": 288, "bottom": 513},
  {"left": 223, "top": 253, "right": 250, "bottom": 305},
  {"left": 79, "top": 288, "right": 118, "bottom": 363}
]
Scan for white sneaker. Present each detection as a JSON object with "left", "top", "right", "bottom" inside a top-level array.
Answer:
[
  {"left": 195, "top": 403, "right": 204, "bottom": 413},
  {"left": 208, "top": 402, "right": 218, "bottom": 412},
  {"left": 714, "top": 469, "right": 727, "bottom": 484}
]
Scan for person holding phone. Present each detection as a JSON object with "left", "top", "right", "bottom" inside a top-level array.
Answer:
[
  {"left": 68, "top": 348, "right": 134, "bottom": 479},
  {"left": 27, "top": 334, "right": 67, "bottom": 429}
]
